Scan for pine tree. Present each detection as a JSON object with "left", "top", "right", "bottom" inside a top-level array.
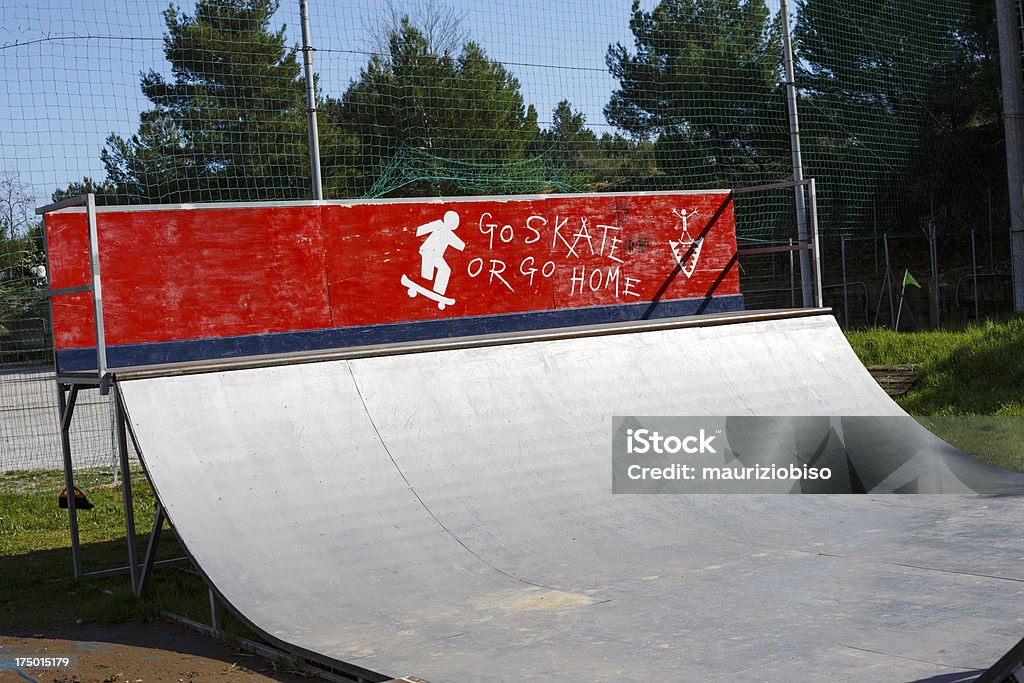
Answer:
[
  {"left": 102, "top": 0, "right": 319, "bottom": 203},
  {"left": 794, "top": 0, "right": 996, "bottom": 235},
  {"left": 326, "top": 20, "right": 541, "bottom": 197},
  {"left": 605, "top": 0, "right": 787, "bottom": 189}
]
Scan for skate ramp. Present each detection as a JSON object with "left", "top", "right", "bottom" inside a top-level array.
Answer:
[{"left": 117, "top": 311, "right": 1024, "bottom": 682}]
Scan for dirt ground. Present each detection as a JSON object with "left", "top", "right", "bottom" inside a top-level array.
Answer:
[{"left": 0, "top": 622, "right": 315, "bottom": 683}]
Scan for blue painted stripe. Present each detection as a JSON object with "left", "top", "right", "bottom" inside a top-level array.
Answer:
[{"left": 56, "top": 295, "right": 744, "bottom": 373}]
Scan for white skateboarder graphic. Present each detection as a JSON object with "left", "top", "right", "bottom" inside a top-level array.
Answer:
[
  {"left": 402, "top": 210, "right": 466, "bottom": 310},
  {"left": 669, "top": 208, "right": 703, "bottom": 278}
]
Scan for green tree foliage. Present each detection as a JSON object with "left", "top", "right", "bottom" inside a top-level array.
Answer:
[
  {"left": 39, "top": 0, "right": 1000, "bottom": 239},
  {"left": 0, "top": 225, "right": 46, "bottom": 322},
  {"left": 539, "top": 100, "right": 599, "bottom": 189},
  {"left": 594, "top": 133, "right": 659, "bottom": 191},
  {"left": 907, "top": 0, "right": 1005, "bottom": 233},
  {"left": 536, "top": 100, "right": 656, "bottom": 192},
  {"left": 795, "top": 0, "right": 998, "bottom": 235},
  {"left": 100, "top": 0, "right": 343, "bottom": 203},
  {"left": 325, "top": 20, "right": 542, "bottom": 196},
  {"left": 51, "top": 177, "right": 118, "bottom": 205},
  {"left": 605, "top": 0, "right": 787, "bottom": 189}
]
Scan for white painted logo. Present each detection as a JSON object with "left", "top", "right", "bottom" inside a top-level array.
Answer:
[
  {"left": 401, "top": 210, "right": 466, "bottom": 310},
  {"left": 669, "top": 208, "right": 703, "bottom": 278}
]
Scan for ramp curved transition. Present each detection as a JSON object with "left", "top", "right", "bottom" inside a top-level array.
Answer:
[{"left": 118, "top": 313, "right": 1024, "bottom": 682}]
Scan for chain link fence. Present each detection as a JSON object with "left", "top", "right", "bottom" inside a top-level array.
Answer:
[{"left": 0, "top": 0, "right": 1007, "bottom": 475}]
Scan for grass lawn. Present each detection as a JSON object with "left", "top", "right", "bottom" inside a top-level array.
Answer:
[
  {"left": 0, "top": 469, "right": 252, "bottom": 639},
  {"left": 847, "top": 316, "right": 1024, "bottom": 472},
  {"left": 846, "top": 316, "right": 1024, "bottom": 416}
]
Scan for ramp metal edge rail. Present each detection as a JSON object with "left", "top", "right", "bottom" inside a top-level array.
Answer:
[{"left": 111, "top": 307, "right": 833, "bottom": 381}]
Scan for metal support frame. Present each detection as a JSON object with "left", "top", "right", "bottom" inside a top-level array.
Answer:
[
  {"left": 36, "top": 193, "right": 111, "bottom": 393},
  {"left": 209, "top": 589, "right": 224, "bottom": 632},
  {"left": 57, "top": 384, "right": 83, "bottom": 577},
  {"left": 139, "top": 502, "right": 166, "bottom": 596},
  {"left": 733, "top": 179, "right": 824, "bottom": 309},
  {"left": 86, "top": 194, "right": 110, "bottom": 393},
  {"left": 113, "top": 382, "right": 140, "bottom": 594},
  {"left": 54, "top": 375, "right": 187, "bottom": 596},
  {"left": 160, "top": 610, "right": 363, "bottom": 683},
  {"left": 38, "top": 194, "right": 187, "bottom": 595}
]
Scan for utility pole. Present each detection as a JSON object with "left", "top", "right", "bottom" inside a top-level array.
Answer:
[
  {"left": 780, "top": 0, "right": 813, "bottom": 308},
  {"left": 996, "top": 0, "right": 1024, "bottom": 311}
]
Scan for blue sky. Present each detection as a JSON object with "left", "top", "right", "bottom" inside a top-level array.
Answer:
[{"left": 0, "top": 0, "right": 780, "bottom": 204}]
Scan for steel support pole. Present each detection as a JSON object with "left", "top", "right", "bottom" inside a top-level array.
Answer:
[
  {"left": 884, "top": 234, "right": 896, "bottom": 326},
  {"left": 210, "top": 589, "right": 224, "bottom": 632},
  {"left": 808, "top": 178, "right": 823, "bottom": 308},
  {"left": 138, "top": 503, "right": 166, "bottom": 597},
  {"left": 85, "top": 194, "right": 110, "bottom": 393},
  {"left": 299, "top": 0, "right": 323, "bottom": 201},
  {"left": 841, "top": 238, "right": 849, "bottom": 328},
  {"left": 972, "top": 228, "right": 980, "bottom": 320},
  {"left": 929, "top": 223, "right": 941, "bottom": 327},
  {"left": 58, "top": 384, "right": 82, "bottom": 577},
  {"left": 780, "top": 0, "right": 812, "bottom": 308},
  {"left": 788, "top": 238, "right": 796, "bottom": 308},
  {"left": 996, "top": 0, "right": 1024, "bottom": 311},
  {"left": 987, "top": 189, "right": 995, "bottom": 272},
  {"left": 873, "top": 206, "right": 879, "bottom": 278},
  {"left": 114, "top": 383, "right": 140, "bottom": 595}
]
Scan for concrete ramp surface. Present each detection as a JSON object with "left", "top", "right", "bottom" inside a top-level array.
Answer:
[{"left": 118, "top": 312, "right": 1024, "bottom": 682}]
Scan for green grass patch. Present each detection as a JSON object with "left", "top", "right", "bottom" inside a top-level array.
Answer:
[
  {"left": 846, "top": 316, "right": 1024, "bottom": 416},
  {"left": 0, "top": 467, "right": 120, "bottom": 494},
  {"left": 847, "top": 316, "right": 1024, "bottom": 472},
  {"left": 0, "top": 475, "right": 253, "bottom": 640},
  {"left": 914, "top": 416, "right": 1024, "bottom": 473}
]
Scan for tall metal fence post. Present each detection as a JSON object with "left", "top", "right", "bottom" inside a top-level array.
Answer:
[
  {"left": 873, "top": 205, "right": 879, "bottom": 278},
  {"left": 788, "top": 238, "right": 796, "bottom": 308},
  {"left": 57, "top": 384, "right": 83, "bottom": 578},
  {"left": 809, "top": 178, "right": 823, "bottom": 307},
  {"left": 86, "top": 193, "right": 109, "bottom": 393},
  {"left": 841, "top": 237, "right": 849, "bottom": 328},
  {"left": 299, "top": 0, "right": 323, "bottom": 201},
  {"left": 988, "top": 186, "right": 995, "bottom": 270},
  {"left": 996, "top": 0, "right": 1024, "bottom": 311},
  {"left": 972, "top": 228, "right": 980, "bottom": 321},
  {"left": 884, "top": 234, "right": 896, "bottom": 325},
  {"left": 929, "top": 222, "right": 940, "bottom": 327},
  {"left": 780, "top": 0, "right": 812, "bottom": 308}
]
